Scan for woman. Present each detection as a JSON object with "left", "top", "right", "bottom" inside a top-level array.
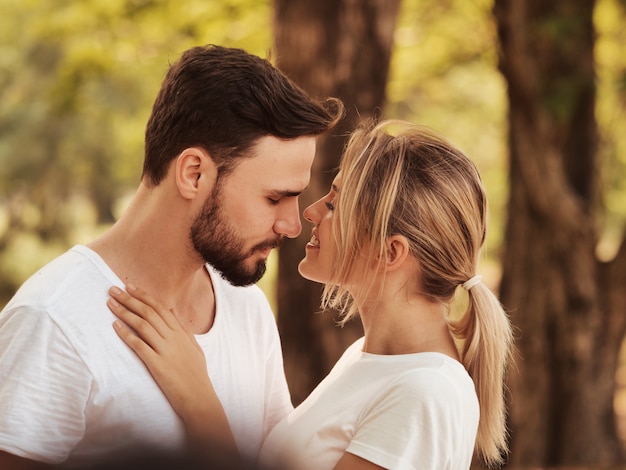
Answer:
[{"left": 108, "top": 119, "right": 513, "bottom": 469}]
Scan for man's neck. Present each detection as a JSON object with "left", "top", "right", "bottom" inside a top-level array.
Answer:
[{"left": 88, "top": 189, "right": 217, "bottom": 334}]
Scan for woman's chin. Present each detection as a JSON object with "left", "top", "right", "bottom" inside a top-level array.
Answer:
[{"left": 297, "top": 260, "right": 326, "bottom": 284}]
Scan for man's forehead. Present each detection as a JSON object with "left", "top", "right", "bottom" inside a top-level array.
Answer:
[
  {"left": 238, "top": 136, "right": 315, "bottom": 183},
  {"left": 249, "top": 135, "right": 316, "bottom": 158}
]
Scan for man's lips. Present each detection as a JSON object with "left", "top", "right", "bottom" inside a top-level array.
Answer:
[{"left": 253, "top": 238, "right": 283, "bottom": 255}]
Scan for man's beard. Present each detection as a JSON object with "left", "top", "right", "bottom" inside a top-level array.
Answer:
[{"left": 190, "top": 188, "right": 282, "bottom": 286}]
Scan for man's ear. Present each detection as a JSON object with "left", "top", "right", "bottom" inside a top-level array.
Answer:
[
  {"left": 384, "top": 235, "right": 411, "bottom": 272},
  {"left": 174, "top": 147, "right": 218, "bottom": 200}
]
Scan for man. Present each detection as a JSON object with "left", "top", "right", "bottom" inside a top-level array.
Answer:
[{"left": 0, "top": 44, "right": 343, "bottom": 468}]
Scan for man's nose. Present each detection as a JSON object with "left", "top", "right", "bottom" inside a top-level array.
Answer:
[{"left": 274, "top": 199, "right": 302, "bottom": 238}]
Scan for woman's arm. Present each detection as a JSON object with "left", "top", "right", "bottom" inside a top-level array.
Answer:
[{"left": 107, "top": 285, "right": 241, "bottom": 466}]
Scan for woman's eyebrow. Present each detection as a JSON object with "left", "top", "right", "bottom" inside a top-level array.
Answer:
[{"left": 331, "top": 184, "right": 340, "bottom": 194}]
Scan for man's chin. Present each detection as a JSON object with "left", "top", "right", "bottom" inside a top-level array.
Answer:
[{"left": 215, "top": 260, "right": 267, "bottom": 287}]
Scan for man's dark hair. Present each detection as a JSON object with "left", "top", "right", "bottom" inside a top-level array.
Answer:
[{"left": 143, "top": 44, "right": 344, "bottom": 185}]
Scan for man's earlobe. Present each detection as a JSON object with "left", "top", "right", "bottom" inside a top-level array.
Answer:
[{"left": 175, "top": 147, "right": 217, "bottom": 199}]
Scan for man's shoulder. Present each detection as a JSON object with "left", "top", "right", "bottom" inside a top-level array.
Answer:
[{"left": 2, "top": 245, "right": 112, "bottom": 316}]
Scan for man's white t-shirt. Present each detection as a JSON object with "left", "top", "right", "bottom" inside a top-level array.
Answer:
[
  {"left": 0, "top": 245, "right": 293, "bottom": 466},
  {"left": 260, "top": 337, "right": 479, "bottom": 470}
]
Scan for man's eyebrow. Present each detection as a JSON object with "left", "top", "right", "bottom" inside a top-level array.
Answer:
[{"left": 267, "top": 189, "right": 304, "bottom": 198}]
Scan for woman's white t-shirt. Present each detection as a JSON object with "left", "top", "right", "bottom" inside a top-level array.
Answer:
[{"left": 260, "top": 337, "right": 479, "bottom": 470}]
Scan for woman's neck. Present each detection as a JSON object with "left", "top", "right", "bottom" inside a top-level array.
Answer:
[{"left": 358, "top": 294, "right": 460, "bottom": 360}]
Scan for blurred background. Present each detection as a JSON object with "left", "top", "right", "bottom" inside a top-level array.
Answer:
[{"left": 0, "top": 0, "right": 625, "bottom": 468}]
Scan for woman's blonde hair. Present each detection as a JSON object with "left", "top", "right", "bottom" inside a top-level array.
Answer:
[{"left": 322, "top": 119, "right": 513, "bottom": 466}]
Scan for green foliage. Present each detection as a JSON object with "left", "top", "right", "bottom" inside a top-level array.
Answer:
[
  {"left": 0, "top": 0, "right": 624, "bottom": 306},
  {"left": 595, "top": 0, "right": 626, "bottom": 260},
  {"left": 0, "top": 0, "right": 272, "bottom": 304}
]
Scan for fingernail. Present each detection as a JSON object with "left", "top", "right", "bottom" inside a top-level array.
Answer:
[
  {"left": 113, "top": 320, "right": 123, "bottom": 329},
  {"left": 108, "top": 297, "right": 120, "bottom": 307},
  {"left": 126, "top": 283, "right": 137, "bottom": 291},
  {"left": 110, "top": 286, "right": 122, "bottom": 295}
]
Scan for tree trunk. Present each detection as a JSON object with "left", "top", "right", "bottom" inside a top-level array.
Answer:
[
  {"left": 494, "top": 0, "right": 626, "bottom": 465},
  {"left": 272, "top": 0, "right": 400, "bottom": 405}
]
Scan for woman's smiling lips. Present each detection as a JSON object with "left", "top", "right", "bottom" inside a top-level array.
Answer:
[{"left": 306, "top": 233, "right": 320, "bottom": 249}]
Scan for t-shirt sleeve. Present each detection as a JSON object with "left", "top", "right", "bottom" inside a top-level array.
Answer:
[
  {"left": 346, "top": 369, "right": 463, "bottom": 470},
  {"left": 0, "top": 307, "right": 92, "bottom": 463}
]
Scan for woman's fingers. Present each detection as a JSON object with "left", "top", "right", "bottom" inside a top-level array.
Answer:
[
  {"left": 124, "top": 284, "right": 179, "bottom": 329},
  {"left": 108, "top": 286, "right": 170, "bottom": 335},
  {"left": 107, "top": 285, "right": 199, "bottom": 357},
  {"left": 113, "top": 318, "right": 158, "bottom": 363},
  {"left": 112, "top": 284, "right": 182, "bottom": 332},
  {"left": 112, "top": 319, "right": 172, "bottom": 386},
  {"left": 107, "top": 293, "right": 165, "bottom": 352}
]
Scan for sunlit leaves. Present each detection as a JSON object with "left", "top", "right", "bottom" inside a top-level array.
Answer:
[
  {"left": 0, "top": 0, "right": 272, "bottom": 299},
  {"left": 595, "top": 0, "right": 626, "bottom": 260}
]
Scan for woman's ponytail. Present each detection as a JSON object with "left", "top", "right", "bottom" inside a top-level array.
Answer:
[{"left": 450, "top": 280, "right": 513, "bottom": 467}]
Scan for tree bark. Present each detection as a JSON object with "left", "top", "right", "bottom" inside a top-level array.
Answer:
[
  {"left": 272, "top": 0, "right": 400, "bottom": 405},
  {"left": 494, "top": 0, "right": 626, "bottom": 465}
]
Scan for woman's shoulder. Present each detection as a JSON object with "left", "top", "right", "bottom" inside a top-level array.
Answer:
[{"left": 358, "top": 353, "right": 476, "bottom": 410}]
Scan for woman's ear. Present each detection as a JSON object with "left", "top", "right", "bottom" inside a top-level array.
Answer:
[
  {"left": 175, "top": 147, "right": 218, "bottom": 200},
  {"left": 384, "top": 235, "right": 411, "bottom": 271}
]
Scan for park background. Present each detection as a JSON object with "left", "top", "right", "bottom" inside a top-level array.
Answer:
[{"left": 0, "top": 0, "right": 625, "bottom": 468}]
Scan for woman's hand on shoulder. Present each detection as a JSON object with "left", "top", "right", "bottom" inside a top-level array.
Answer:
[
  {"left": 107, "top": 284, "right": 240, "bottom": 462},
  {"left": 107, "top": 284, "right": 210, "bottom": 418}
]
